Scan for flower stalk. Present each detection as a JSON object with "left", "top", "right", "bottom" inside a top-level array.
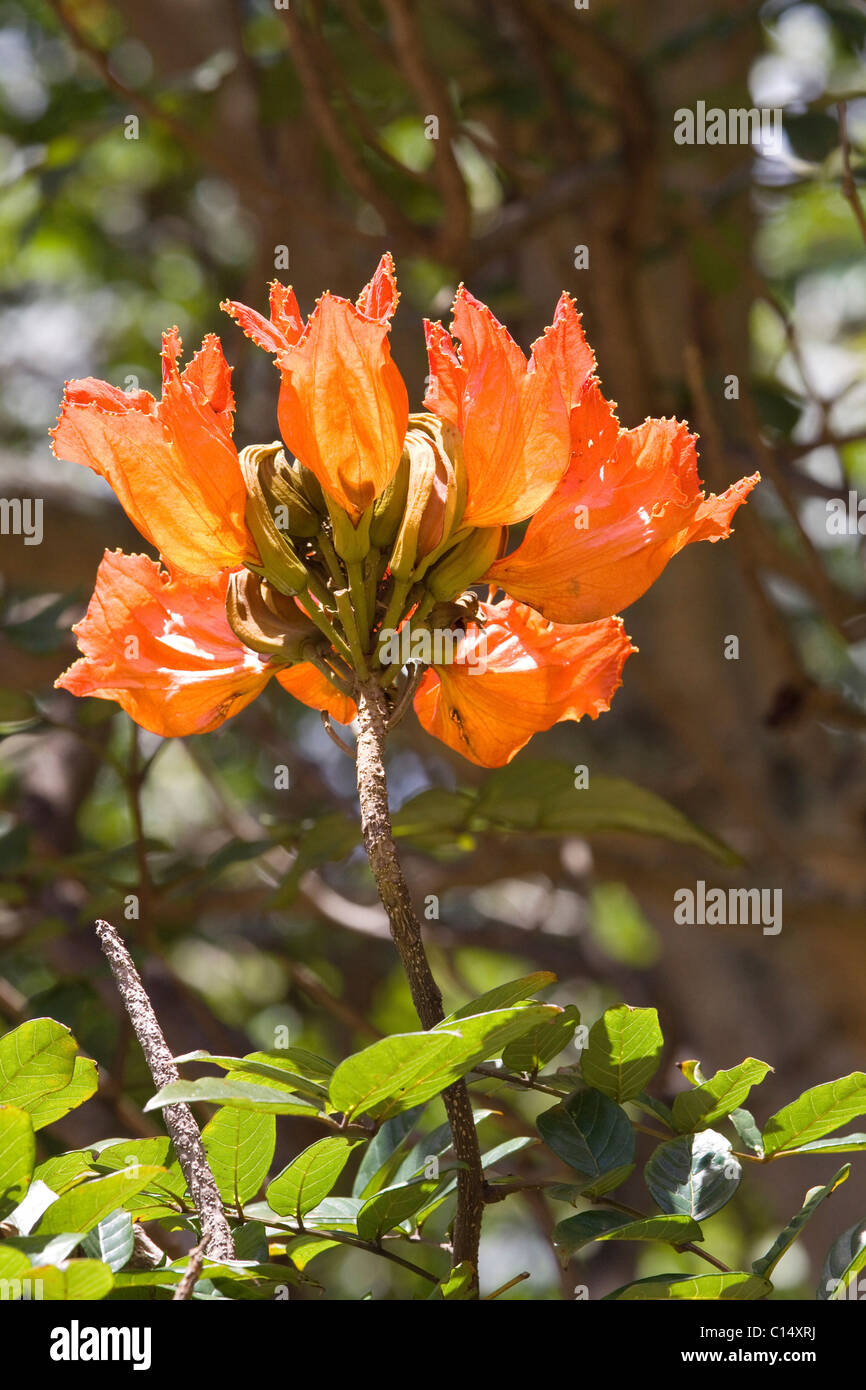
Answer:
[{"left": 353, "top": 678, "right": 484, "bottom": 1289}]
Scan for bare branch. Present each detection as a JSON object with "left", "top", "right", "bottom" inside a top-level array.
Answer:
[{"left": 94, "top": 919, "right": 236, "bottom": 1262}]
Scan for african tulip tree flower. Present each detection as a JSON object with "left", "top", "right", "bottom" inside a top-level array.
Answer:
[{"left": 53, "top": 254, "right": 758, "bottom": 766}]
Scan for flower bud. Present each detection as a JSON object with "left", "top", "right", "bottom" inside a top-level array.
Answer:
[
  {"left": 370, "top": 453, "right": 410, "bottom": 549},
  {"left": 295, "top": 461, "right": 326, "bottom": 515},
  {"left": 426, "top": 526, "right": 507, "bottom": 600},
  {"left": 226, "top": 569, "right": 319, "bottom": 662},
  {"left": 427, "top": 590, "right": 481, "bottom": 631},
  {"left": 327, "top": 497, "right": 372, "bottom": 564},
  {"left": 240, "top": 443, "right": 312, "bottom": 595},
  {"left": 260, "top": 450, "right": 321, "bottom": 539},
  {"left": 389, "top": 422, "right": 460, "bottom": 582}
]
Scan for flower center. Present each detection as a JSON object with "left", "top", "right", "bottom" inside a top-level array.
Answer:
[{"left": 227, "top": 418, "right": 506, "bottom": 695}]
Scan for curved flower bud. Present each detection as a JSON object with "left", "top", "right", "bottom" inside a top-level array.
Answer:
[
  {"left": 426, "top": 526, "right": 507, "bottom": 601},
  {"left": 240, "top": 444, "right": 313, "bottom": 595},
  {"left": 370, "top": 453, "right": 411, "bottom": 550},
  {"left": 226, "top": 570, "right": 320, "bottom": 662},
  {"left": 389, "top": 417, "right": 462, "bottom": 581},
  {"left": 259, "top": 449, "right": 323, "bottom": 540}
]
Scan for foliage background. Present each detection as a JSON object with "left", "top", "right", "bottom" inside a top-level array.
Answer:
[{"left": 1, "top": 0, "right": 865, "bottom": 1297}]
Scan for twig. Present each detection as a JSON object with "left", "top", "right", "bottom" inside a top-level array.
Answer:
[
  {"left": 838, "top": 101, "right": 866, "bottom": 245},
  {"left": 267, "top": 1214, "right": 439, "bottom": 1283},
  {"left": 94, "top": 919, "right": 236, "bottom": 1261},
  {"left": 485, "top": 1271, "right": 531, "bottom": 1299},
  {"left": 320, "top": 710, "right": 356, "bottom": 759},
  {"left": 354, "top": 679, "right": 485, "bottom": 1293},
  {"left": 172, "top": 1236, "right": 208, "bottom": 1301}
]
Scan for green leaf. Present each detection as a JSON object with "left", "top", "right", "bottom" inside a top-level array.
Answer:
[
  {"left": 81, "top": 1208, "right": 135, "bottom": 1273},
  {"left": 267, "top": 1137, "right": 356, "bottom": 1222},
  {"left": 729, "top": 1107, "right": 764, "bottom": 1156},
  {"left": 537, "top": 1090, "right": 634, "bottom": 1181},
  {"left": 27, "top": 1260, "right": 115, "bottom": 1301},
  {"left": 392, "top": 1110, "right": 496, "bottom": 1188},
  {"left": 92, "top": 1137, "right": 188, "bottom": 1212},
  {"left": 474, "top": 762, "right": 738, "bottom": 863},
  {"left": 785, "top": 1133, "right": 866, "bottom": 1155},
  {"left": 33, "top": 1151, "right": 94, "bottom": 1195},
  {"left": 752, "top": 1166, "right": 850, "bottom": 1279},
  {"left": 176, "top": 1049, "right": 331, "bottom": 1100},
  {"left": 553, "top": 1208, "right": 634, "bottom": 1256},
  {"left": 632, "top": 1093, "right": 675, "bottom": 1131},
  {"left": 644, "top": 1130, "right": 741, "bottom": 1221},
  {"left": 0, "top": 1018, "right": 77, "bottom": 1112},
  {"left": 286, "top": 1234, "right": 341, "bottom": 1270},
  {"left": 353, "top": 1106, "right": 425, "bottom": 1199},
  {"left": 502, "top": 1006, "right": 580, "bottom": 1073},
  {"left": 605, "top": 1272, "right": 772, "bottom": 1301},
  {"left": 762, "top": 1073, "right": 866, "bottom": 1156},
  {"left": 144, "top": 1077, "right": 319, "bottom": 1116},
  {"left": 357, "top": 1179, "right": 440, "bottom": 1243},
  {"left": 202, "top": 1108, "right": 275, "bottom": 1207},
  {"left": 27, "top": 1056, "right": 98, "bottom": 1130},
  {"left": 36, "top": 1166, "right": 167, "bottom": 1235},
  {"left": 581, "top": 1006, "right": 664, "bottom": 1102},
  {"left": 443, "top": 972, "right": 556, "bottom": 1022},
  {"left": 0, "top": 1245, "right": 31, "bottom": 1280},
  {"left": 292, "top": 1196, "right": 363, "bottom": 1232},
  {"left": 0, "top": 1104, "right": 35, "bottom": 1214},
  {"left": 580, "top": 1165, "right": 637, "bottom": 1199},
  {"left": 331, "top": 1005, "right": 559, "bottom": 1121},
  {"left": 819, "top": 1220, "right": 866, "bottom": 1301},
  {"left": 433, "top": 1261, "right": 476, "bottom": 1300},
  {"left": 672, "top": 1058, "right": 772, "bottom": 1133},
  {"left": 596, "top": 1214, "right": 703, "bottom": 1244},
  {"left": 554, "top": 1210, "right": 703, "bottom": 1259}
]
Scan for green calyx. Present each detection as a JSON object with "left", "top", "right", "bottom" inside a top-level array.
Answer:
[{"left": 230, "top": 424, "right": 509, "bottom": 699}]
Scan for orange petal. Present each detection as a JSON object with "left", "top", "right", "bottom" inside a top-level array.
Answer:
[
  {"left": 355, "top": 252, "right": 400, "bottom": 323},
  {"left": 413, "top": 598, "right": 633, "bottom": 767},
  {"left": 423, "top": 290, "right": 593, "bottom": 527},
  {"left": 51, "top": 332, "right": 251, "bottom": 577},
  {"left": 488, "top": 379, "right": 760, "bottom": 623},
  {"left": 276, "top": 666, "right": 357, "bottom": 725},
  {"left": 221, "top": 281, "right": 305, "bottom": 356},
  {"left": 55, "top": 553, "right": 272, "bottom": 736},
  {"left": 277, "top": 292, "right": 409, "bottom": 520}
]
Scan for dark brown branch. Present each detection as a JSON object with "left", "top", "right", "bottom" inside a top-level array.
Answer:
[
  {"left": 172, "top": 1237, "right": 208, "bottom": 1301},
  {"left": 353, "top": 679, "right": 484, "bottom": 1291},
  {"left": 278, "top": 5, "right": 417, "bottom": 244},
  {"left": 380, "top": 0, "right": 471, "bottom": 260},
  {"left": 838, "top": 101, "right": 866, "bottom": 245},
  {"left": 94, "top": 919, "right": 236, "bottom": 1262}
]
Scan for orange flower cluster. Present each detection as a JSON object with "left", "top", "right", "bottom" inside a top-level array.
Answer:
[{"left": 53, "top": 255, "right": 757, "bottom": 766}]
